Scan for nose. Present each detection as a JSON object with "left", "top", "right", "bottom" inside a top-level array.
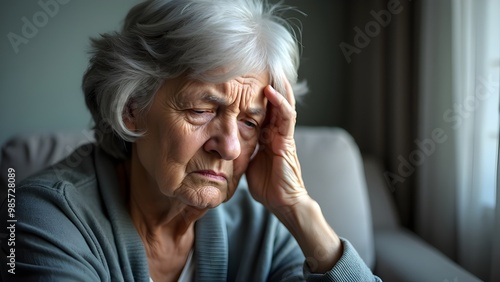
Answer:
[{"left": 204, "top": 119, "right": 241, "bottom": 160}]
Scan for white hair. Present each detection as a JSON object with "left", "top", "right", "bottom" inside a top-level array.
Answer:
[{"left": 83, "top": 0, "right": 307, "bottom": 160}]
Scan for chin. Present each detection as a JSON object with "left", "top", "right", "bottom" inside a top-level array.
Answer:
[{"left": 179, "top": 185, "right": 226, "bottom": 209}]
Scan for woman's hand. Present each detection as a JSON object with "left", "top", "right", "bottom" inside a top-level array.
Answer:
[
  {"left": 245, "top": 79, "right": 343, "bottom": 274},
  {"left": 246, "top": 79, "right": 308, "bottom": 212}
]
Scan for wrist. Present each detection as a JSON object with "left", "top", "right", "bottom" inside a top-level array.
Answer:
[
  {"left": 270, "top": 194, "right": 317, "bottom": 226},
  {"left": 271, "top": 195, "right": 343, "bottom": 273}
]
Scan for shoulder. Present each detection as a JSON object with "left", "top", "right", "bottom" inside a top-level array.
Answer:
[
  {"left": 18, "top": 143, "right": 97, "bottom": 195},
  {"left": 13, "top": 143, "right": 108, "bottom": 233},
  {"left": 0, "top": 144, "right": 119, "bottom": 280}
]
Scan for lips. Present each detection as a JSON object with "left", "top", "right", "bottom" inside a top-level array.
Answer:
[{"left": 193, "top": 170, "right": 227, "bottom": 182}]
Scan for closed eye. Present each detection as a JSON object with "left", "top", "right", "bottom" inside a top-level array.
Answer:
[
  {"left": 192, "top": 109, "right": 211, "bottom": 114},
  {"left": 242, "top": 119, "right": 257, "bottom": 128},
  {"left": 187, "top": 109, "right": 216, "bottom": 125}
]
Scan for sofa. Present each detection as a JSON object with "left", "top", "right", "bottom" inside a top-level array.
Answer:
[{"left": 0, "top": 126, "right": 481, "bottom": 281}]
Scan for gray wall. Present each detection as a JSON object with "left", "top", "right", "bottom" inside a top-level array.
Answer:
[
  {"left": 0, "top": 0, "right": 140, "bottom": 145},
  {"left": 0, "top": 0, "right": 347, "bottom": 146}
]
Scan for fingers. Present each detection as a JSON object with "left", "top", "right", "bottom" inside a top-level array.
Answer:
[
  {"left": 284, "top": 78, "right": 296, "bottom": 109},
  {"left": 264, "top": 79, "right": 296, "bottom": 111},
  {"left": 263, "top": 82, "right": 297, "bottom": 137}
]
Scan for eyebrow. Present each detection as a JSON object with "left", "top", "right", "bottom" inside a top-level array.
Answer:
[{"left": 201, "top": 94, "right": 266, "bottom": 118}]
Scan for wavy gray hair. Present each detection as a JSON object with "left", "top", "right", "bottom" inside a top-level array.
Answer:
[{"left": 83, "top": 0, "right": 306, "bottom": 160}]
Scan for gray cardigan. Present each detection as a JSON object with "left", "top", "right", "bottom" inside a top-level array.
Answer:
[{"left": 0, "top": 144, "right": 380, "bottom": 281}]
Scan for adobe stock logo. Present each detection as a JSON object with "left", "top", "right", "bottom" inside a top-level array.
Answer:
[
  {"left": 383, "top": 74, "right": 499, "bottom": 191},
  {"left": 6, "top": 0, "right": 71, "bottom": 54},
  {"left": 339, "top": 0, "right": 408, "bottom": 64}
]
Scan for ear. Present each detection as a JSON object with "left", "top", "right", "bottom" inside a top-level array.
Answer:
[{"left": 123, "top": 100, "right": 139, "bottom": 131}]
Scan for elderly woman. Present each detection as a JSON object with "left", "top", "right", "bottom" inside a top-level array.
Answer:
[{"left": 5, "top": 0, "right": 381, "bottom": 281}]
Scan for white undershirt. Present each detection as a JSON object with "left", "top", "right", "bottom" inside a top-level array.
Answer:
[{"left": 149, "top": 249, "right": 195, "bottom": 282}]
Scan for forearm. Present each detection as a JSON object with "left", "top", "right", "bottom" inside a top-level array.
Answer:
[{"left": 271, "top": 195, "right": 343, "bottom": 274}]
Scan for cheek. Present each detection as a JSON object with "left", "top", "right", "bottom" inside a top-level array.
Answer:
[
  {"left": 227, "top": 148, "right": 253, "bottom": 193},
  {"left": 154, "top": 126, "right": 206, "bottom": 187},
  {"left": 233, "top": 157, "right": 249, "bottom": 177},
  {"left": 136, "top": 117, "right": 207, "bottom": 194}
]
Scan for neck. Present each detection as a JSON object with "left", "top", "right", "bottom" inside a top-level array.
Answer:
[{"left": 129, "top": 191, "right": 206, "bottom": 240}]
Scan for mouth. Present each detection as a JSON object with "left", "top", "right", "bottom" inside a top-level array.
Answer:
[{"left": 193, "top": 170, "right": 227, "bottom": 182}]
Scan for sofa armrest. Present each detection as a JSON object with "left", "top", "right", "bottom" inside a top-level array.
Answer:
[
  {"left": 362, "top": 156, "right": 482, "bottom": 281},
  {"left": 374, "top": 228, "right": 482, "bottom": 282},
  {"left": 362, "top": 155, "right": 399, "bottom": 230}
]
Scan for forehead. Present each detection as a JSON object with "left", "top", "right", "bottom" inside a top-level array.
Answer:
[
  {"left": 173, "top": 72, "right": 269, "bottom": 101},
  {"left": 221, "top": 74, "right": 269, "bottom": 96}
]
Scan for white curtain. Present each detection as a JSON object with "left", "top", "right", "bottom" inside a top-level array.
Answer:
[{"left": 417, "top": 0, "right": 500, "bottom": 281}]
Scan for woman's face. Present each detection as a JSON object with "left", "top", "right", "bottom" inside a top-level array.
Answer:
[{"left": 129, "top": 73, "right": 268, "bottom": 209}]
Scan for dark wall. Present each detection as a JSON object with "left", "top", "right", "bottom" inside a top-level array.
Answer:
[{"left": 273, "top": 0, "right": 349, "bottom": 127}]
